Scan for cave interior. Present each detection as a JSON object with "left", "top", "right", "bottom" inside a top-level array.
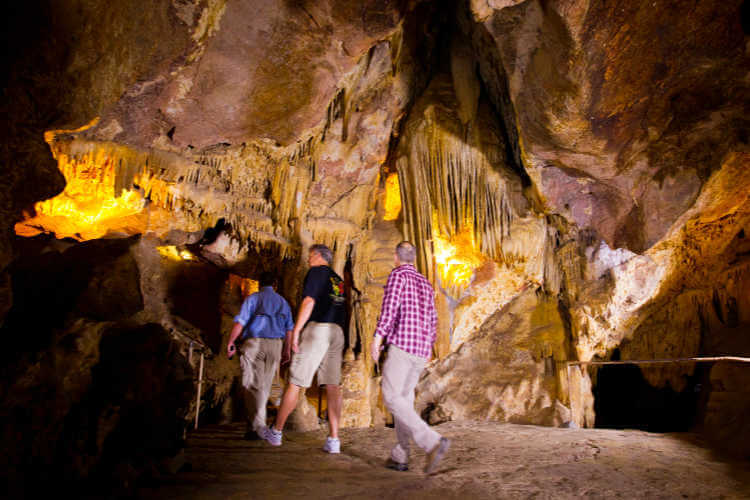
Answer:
[{"left": 1, "top": 0, "right": 749, "bottom": 495}]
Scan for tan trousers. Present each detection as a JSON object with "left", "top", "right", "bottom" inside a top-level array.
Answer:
[
  {"left": 381, "top": 345, "right": 441, "bottom": 464},
  {"left": 240, "top": 338, "right": 283, "bottom": 433}
]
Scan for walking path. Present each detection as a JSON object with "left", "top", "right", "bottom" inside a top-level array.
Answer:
[{"left": 140, "top": 421, "right": 750, "bottom": 499}]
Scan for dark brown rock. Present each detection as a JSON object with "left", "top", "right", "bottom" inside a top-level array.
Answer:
[{"left": 463, "top": 0, "right": 749, "bottom": 251}]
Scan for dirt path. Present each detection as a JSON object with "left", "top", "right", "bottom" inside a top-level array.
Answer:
[{"left": 140, "top": 421, "right": 750, "bottom": 499}]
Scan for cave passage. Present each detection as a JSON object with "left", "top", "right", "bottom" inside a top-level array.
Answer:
[{"left": 593, "top": 351, "right": 706, "bottom": 432}]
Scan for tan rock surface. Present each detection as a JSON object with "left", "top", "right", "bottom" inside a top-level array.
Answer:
[
  {"left": 139, "top": 421, "right": 750, "bottom": 499},
  {"left": 3, "top": 0, "right": 750, "bottom": 483},
  {"left": 417, "top": 287, "right": 575, "bottom": 427}
]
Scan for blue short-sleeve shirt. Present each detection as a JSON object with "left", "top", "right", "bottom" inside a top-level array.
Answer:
[{"left": 234, "top": 286, "right": 294, "bottom": 339}]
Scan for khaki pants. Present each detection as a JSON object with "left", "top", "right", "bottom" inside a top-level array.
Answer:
[
  {"left": 381, "top": 345, "right": 441, "bottom": 463},
  {"left": 240, "top": 338, "right": 283, "bottom": 433}
]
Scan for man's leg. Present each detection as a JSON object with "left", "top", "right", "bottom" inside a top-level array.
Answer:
[
  {"left": 317, "top": 324, "right": 345, "bottom": 439},
  {"left": 316, "top": 324, "right": 345, "bottom": 453},
  {"left": 391, "top": 358, "right": 421, "bottom": 464},
  {"left": 324, "top": 384, "right": 342, "bottom": 439},
  {"left": 270, "top": 323, "right": 327, "bottom": 433},
  {"left": 239, "top": 340, "right": 264, "bottom": 434},
  {"left": 381, "top": 347, "right": 440, "bottom": 454},
  {"left": 273, "top": 382, "right": 302, "bottom": 431},
  {"left": 254, "top": 339, "right": 283, "bottom": 432}
]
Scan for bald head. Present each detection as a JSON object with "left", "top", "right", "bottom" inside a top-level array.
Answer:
[{"left": 395, "top": 241, "right": 416, "bottom": 265}]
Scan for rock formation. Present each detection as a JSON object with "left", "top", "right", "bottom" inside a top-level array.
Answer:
[{"left": 1, "top": 0, "right": 749, "bottom": 492}]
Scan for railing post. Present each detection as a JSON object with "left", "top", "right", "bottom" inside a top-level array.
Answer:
[
  {"left": 566, "top": 363, "right": 575, "bottom": 425},
  {"left": 195, "top": 351, "right": 205, "bottom": 430}
]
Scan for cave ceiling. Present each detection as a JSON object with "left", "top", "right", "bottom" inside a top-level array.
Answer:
[{"left": 1, "top": 0, "right": 750, "bottom": 431}]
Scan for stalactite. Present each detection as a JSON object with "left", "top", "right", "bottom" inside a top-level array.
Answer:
[
  {"left": 322, "top": 88, "right": 346, "bottom": 143},
  {"left": 398, "top": 116, "right": 522, "bottom": 294}
]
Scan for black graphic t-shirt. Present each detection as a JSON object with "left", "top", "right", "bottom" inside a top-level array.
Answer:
[{"left": 302, "top": 266, "right": 346, "bottom": 329}]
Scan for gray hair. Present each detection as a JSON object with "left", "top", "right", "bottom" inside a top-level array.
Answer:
[
  {"left": 309, "top": 243, "right": 333, "bottom": 265},
  {"left": 396, "top": 241, "right": 416, "bottom": 263}
]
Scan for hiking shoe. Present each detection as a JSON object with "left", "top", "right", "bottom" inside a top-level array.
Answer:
[
  {"left": 261, "top": 426, "right": 282, "bottom": 446},
  {"left": 386, "top": 458, "right": 408, "bottom": 472},
  {"left": 323, "top": 437, "right": 341, "bottom": 454},
  {"left": 424, "top": 437, "right": 450, "bottom": 474}
]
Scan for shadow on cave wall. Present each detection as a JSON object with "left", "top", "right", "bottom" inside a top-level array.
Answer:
[
  {"left": 0, "top": 235, "right": 195, "bottom": 497},
  {"left": 0, "top": 235, "right": 143, "bottom": 364},
  {"left": 167, "top": 262, "right": 227, "bottom": 353},
  {"left": 593, "top": 349, "right": 706, "bottom": 433}
]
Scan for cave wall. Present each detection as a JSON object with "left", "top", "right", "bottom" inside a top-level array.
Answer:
[
  {"left": 463, "top": 0, "right": 749, "bottom": 252},
  {"left": 2, "top": 0, "right": 750, "bottom": 486},
  {"left": 0, "top": 236, "right": 198, "bottom": 494}
]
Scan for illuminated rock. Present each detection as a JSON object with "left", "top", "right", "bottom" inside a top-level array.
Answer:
[
  {"left": 417, "top": 287, "right": 577, "bottom": 427},
  {"left": 2, "top": 2, "right": 750, "bottom": 489}
]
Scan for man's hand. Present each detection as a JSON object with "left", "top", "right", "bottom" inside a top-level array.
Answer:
[
  {"left": 290, "top": 297, "right": 314, "bottom": 355},
  {"left": 227, "top": 322, "right": 244, "bottom": 360},
  {"left": 291, "top": 332, "right": 300, "bottom": 353},
  {"left": 281, "top": 342, "right": 291, "bottom": 365},
  {"left": 371, "top": 336, "right": 383, "bottom": 363},
  {"left": 282, "top": 330, "right": 293, "bottom": 365}
]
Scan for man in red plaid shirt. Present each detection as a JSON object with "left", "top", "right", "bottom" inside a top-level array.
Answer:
[{"left": 371, "top": 241, "right": 450, "bottom": 474}]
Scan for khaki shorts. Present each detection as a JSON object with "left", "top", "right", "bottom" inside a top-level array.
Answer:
[{"left": 289, "top": 322, "right": 345, "bottom": 388}]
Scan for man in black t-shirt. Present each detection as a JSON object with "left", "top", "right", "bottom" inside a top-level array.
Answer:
[{"left": 262, "top": 244, "right": 346, "bottom": 453}]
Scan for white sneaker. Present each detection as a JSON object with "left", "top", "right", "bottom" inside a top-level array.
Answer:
[
  {"left": 261, "top": 426, "right": 282, "bottom": 446},
  {"left": 323, "top": 437, "right": 341, "bottom": 454}
]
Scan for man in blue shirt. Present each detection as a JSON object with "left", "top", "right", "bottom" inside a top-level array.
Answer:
[{"left": 227, "top": 272, "right": 294, "bottom": 440}]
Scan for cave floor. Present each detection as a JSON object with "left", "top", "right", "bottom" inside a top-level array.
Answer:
[{"left": 139, "top": 421, "right": 750, "bottom": 499}]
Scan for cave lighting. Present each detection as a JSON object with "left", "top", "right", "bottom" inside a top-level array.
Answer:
[
  {"left": 228, "top": 274, "right": 259, "bottom": 297},
  {"left": 18, "top": 148, "right": 145, "bottom": 239},
  {"left": 383, "top": 172, "right": 402, "bottom": 221},
  {"left": 157, "top": 245, "right": 197, "bottom": 261},
  {"left": 432, "top": 221, "right": 484, "bottom": 290}
]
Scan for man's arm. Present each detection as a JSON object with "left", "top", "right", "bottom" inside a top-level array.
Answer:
[
  {"left": 428, "top": 288, "right": 438, "bottom": 354},
  {"left": 371, "top": 271, "right": 404, "bottom": 361},
  {"left": 281, "top": 299, "right": 295, "bottom": 364},
  {"left": 281, "top": 330, "right": 294, "bottom": 364},
  {"left": 227, "top": 322, "right": 243, "bottom": 359},
  {"left": 227, "top": 294, "right": 257, "bottom": 358},
  {"left": 370, "top": 333, "right": 384, "bottom": 363},
  {"left": 291, "top": 296, "right": 316, "bottom": 353}
]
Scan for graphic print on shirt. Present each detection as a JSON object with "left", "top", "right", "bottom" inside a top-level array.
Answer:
[{"left": 329, "top": 275, "right": 345, "bottom": 305}]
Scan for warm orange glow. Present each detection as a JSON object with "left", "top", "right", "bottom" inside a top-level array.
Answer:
[
  {"left": 228, "top": 274, "right": 259, "bottom": 297},
  {"left": 15, "top": 130, "right": 151, "bottom": 240},
  {"left": 157, "top": 245, "right": 197, "bottom": 261},
  {"left": 432, "top": 222, "right": 484, "bottom": 289},
  {"left": 383, "top": 172, "right": 402, "bottom": 221},
  {"left": 36, "top": 150, "right": 145, "bottom": 224},
  {"left": 43, "top": 117, "right": 100, "bottom": 144}
]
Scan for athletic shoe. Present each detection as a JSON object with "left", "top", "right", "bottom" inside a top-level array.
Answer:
[
  {"left": 261, "top": 426, "right": 282, "bottom": 446},
  {"left": 322, "top": 436, "right": 341, "bottom": 454},
  {"left": 424, "top": 437, "right": 450, "bottom": 474},
  {"left": 386, "top": 458, "right": 408, "bottom": 471}
]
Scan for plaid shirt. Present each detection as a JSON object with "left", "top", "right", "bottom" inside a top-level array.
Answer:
[{"left": 374, "top": 264, "right": 437, "bottom": 359}]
